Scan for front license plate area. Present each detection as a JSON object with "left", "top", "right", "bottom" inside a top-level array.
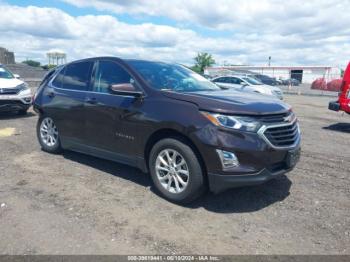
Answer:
[{"left": 286, "top": 148, "right": 300, "bottom": 168}]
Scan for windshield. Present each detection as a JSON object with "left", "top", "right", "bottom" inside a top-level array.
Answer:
[
  {"left": 243, "top": 77, "right": 263, "bottom": 85},
  {"left": 0, "top": 66, "right": 14, "bottom": 79},
  {"left": 127, "top": 61, "right": 221, "bottom": 92}
]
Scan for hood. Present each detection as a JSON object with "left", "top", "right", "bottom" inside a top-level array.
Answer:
[
  {"left": 0, "top": 78, "right": 24, "bottom": 88},
  {"left": 162, "top": 89, "right": 290, "bottom": 115}
]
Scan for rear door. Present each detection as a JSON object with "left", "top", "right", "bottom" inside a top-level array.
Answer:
[
  {"left": 45, "top": 61, "right": 93, "bottom": 144},
  {"left": 84, "top": 59, "right": 143, "bottom": 161}
]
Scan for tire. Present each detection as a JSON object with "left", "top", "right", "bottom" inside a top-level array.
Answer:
[
  {"left": 36, "top": 115, "right": 62, "bottom": 154},
  {"left": 149, "top": 138, "right": 205, "bottom": 204}
]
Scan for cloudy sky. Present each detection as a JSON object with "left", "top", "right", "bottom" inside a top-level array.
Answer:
[{"left": 0, "top": 0, "right": 349, "bottom": 68}]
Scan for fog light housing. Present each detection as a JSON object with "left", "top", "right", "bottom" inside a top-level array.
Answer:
[{"left": 216, "top": 149, "right": 239, "bottom": 170}]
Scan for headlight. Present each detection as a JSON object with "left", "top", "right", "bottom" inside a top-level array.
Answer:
[
  {"left": 201, "top": 112, "right": 262, "bottom": 132},
  {"left": 17, "top": 83, "right": 29, "bottom": 92}
]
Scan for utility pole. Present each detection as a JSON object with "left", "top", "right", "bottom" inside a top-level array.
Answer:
[{"left": 268, "top": 56, "right": 271, "bottom": 67}]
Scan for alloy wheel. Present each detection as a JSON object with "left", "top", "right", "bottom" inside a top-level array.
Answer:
[
  {"left": 40, "top": 117, "right": 59, "bottom": 147},
  {"left": 155, "top": 149, "right": 190, "bottom": 194}
]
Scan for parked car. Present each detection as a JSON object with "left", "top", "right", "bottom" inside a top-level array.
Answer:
[
  {"left": 33, "top": 57, "right": 301, "bottom": 203},
  {"left": 212, "top": 75, "right": 284, "bottom": 99},
  {"left": 275, "top": 79, "right": 283, "bottom": 85},
  {"left": 329, "top": 62, "right": 350, "bottom": 114},
  {"left": 251, "top": 74, "right": 279, "bottom": 86},
  {"left": 0, "top": 64, "right": 32, "bottom": 114},
  {"left": 281, "top": 78, "right": 300, "bottom": 86}
]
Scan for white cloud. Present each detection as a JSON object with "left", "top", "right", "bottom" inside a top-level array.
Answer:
[
  {"left": 62, "top": 0, "right": 350, "bottom": 35},
  {"left": 0, "top": 2, "right": 349, "bottom": 68}
]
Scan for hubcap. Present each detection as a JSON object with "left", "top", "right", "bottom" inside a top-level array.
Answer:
[
  {"left": 40, "top": 117, "right": 59, "bottom": 147},
  {"left": 155, "top": 149, "right": 189, "bottom": 194}
]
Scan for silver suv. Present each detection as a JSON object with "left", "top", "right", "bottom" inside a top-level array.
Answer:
[{"left": 0, "top": 65, "right": 32, "bottom": 115}]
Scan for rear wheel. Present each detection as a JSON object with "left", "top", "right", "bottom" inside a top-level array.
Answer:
[
  {"left": 149, "top": 138, "right": 205, "bottom": 204},
  {"left": 37, "top": 116, "right": 62, "bottom": 153}
]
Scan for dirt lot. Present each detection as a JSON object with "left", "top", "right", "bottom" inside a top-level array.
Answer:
[{"left": 0, "top": 95, "right": 349, "bottom": 255}]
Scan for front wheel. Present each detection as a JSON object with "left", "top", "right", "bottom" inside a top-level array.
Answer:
[
  {"left": 149, "top": 138, "right": 205, "bottom": 204},
  {"left": 37, "top": 116, "right": 62, "bottom": 153}
]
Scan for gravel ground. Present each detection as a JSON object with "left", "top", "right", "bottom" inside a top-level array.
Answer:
[{"left": 0, "top": 95, "right": 349, "bottom": 255}]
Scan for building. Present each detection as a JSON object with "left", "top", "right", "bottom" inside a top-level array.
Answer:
[
  {"left": 0, "top": 47, "right": 15, "bottom": 64},
  {"left": 205, "top": 65, "right": 342, "bottom": 84}
]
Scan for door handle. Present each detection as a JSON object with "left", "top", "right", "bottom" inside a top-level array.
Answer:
[
  {"left": 47, "top": 91, "right": 55, "bottom": 98},
  {"left": 85, "top": 97, "right": 97, "bottom": 104}
]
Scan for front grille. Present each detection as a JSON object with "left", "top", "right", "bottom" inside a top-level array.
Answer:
[
  {"left": 263, "top": 121, "right": 299, "bottom": 147},
  {"left": 258, "top": 112, "right": 292, "bottom": 124},
  {"left": 0, "top": 88, "right": 20, "bottom": 95},
  {"left": 0, "top": 100, "right": 25, "bottom": 106}
]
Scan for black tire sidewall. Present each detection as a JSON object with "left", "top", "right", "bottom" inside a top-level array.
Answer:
[
  {"left": 37, "top": 115, "right": 62, "bottom": 153},
  {"left": 149, "top": 138, "right": 205, "bottom": 203}
]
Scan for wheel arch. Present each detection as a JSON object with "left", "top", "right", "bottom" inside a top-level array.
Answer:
[{"left": 144, "top": 128, "right": 207, "bottom": 181}]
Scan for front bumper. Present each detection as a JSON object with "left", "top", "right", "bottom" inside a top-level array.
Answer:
[
  {"left": 0, "top": 89, "right": 32, "bottom": 112},
  {"left": 208, "top": 147, "right": 300, "bottom": 193},
  {"left": 0, "top": 100, "right": 31, "bottom": 112},
  {"left": 190, "top": 123, "right": 301, "bottom": 193},
  {"left": 328, "top": 101, "right": 340, "bottom": 111}
]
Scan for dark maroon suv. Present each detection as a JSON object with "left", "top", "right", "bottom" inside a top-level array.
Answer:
[{"left": 33, "top": 57, "right": 301, "bottom": 203}]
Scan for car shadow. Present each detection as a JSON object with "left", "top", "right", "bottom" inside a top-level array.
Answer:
[
  {"left": 0, "top": 111, "right": 36, "bottom": 120},
  {"left": 323, "top": 122, "right": 350, "bottom": 134},
  {"left": 187, "top": 175, "right": 292, "bottom": 213},
  {"left": 62, "top": 150, "right": 152, "bottom": 188},
  {"left": 62, "top": 150, "right": 292, "bottom": 213}
]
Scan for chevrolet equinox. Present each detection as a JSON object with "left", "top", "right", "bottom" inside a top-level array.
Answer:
[{"left": 33, "top": 57, "right": 301, "bottom": 203}]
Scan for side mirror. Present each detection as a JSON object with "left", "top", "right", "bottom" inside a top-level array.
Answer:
[
  {"left": 13, "top": 74, "right": 20, "bottom": 79},
  {"left": 109, "top": 83, "right": 144, "bottom": 98},
  {"left": 242, "top": 83, "right": 248, "bottom": 87}
]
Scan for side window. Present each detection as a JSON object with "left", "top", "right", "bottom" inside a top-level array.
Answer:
[
  {"left": 42, "top": 66, "right": 62, "bottom": 87},
  {"left": 61, "top": 61, "right": 93, "bottom": 91},
  {"left": 93, "top": 60, "right": 134, "bottom": 93},
  {"left": 230, "top": 77, "right": 241, "bottom": 84},
  {"left": 52, "top": 67, "right": 65, "bottom": 88},
  {"left": 214, "top": 77, "right": 226, "bottom": 83}
]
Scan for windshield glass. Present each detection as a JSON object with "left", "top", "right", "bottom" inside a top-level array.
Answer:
[
  {"left": 0, "top": 66, "right": 14, "bottom": 79},
  {"left": 127, "top": 61, "right": 221, "bottom": 92},
  {"left": 243, "top": 77, "right": 263, "bottom": 85}
]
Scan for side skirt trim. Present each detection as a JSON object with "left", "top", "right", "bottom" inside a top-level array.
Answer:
[{"left": 61, "top": 136, "right": 148, "bottom": 173}]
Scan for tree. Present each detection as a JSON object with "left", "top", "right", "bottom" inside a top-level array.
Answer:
[
  {"left": 192, "top": 52, "right": 215, "bottom": 74},
  {"left": 22, "top": 60, "right": 41, "bottom": 67},
  {"left": 41, "top": 64, "right": 57, "bottom": 70}
]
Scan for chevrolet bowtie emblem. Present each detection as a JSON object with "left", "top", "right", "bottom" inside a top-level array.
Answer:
[{"left": 284, "top": 115, "right": 292, "bottom": 122}]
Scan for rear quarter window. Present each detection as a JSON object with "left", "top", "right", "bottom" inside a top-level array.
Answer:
[{"left": 52, "top": 61, "right": 93, "bottom": 91}]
